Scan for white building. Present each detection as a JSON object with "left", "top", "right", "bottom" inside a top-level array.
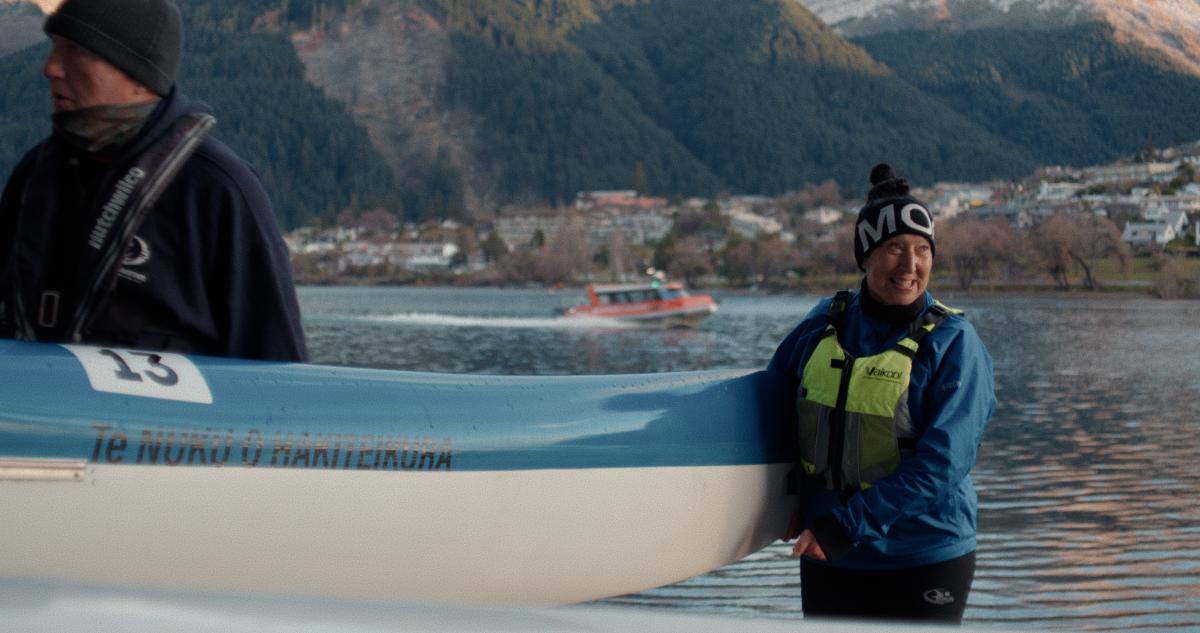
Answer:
[
  {"left": 729, "top": 210, "right": 783, "bottom": 239},
  {"left": 387, "top": 242, "right": 460, "bottom": 270},
  {"left": 495, "top": 209, "right": 569, "bottom": 249},
  {"left": 1122, "top": 222, "right": 1177, "bottom": 247},
  {"left": 719, "top": 195, "right": 775, "bottom": 216},
  {"left": 1081, "top": 162, "right": 1177, "bottom": 185},
  {"left": 1037, "top": 181, "right": 1085, "bottom": 201},
  {"left": 586, "top": 210, "right": 673, "bottom": 248},
  {"left": 973, "top": 204, "right": 1034, "bottom": 230},
  {"left": 571, "top": 191, "right": 676, "bottom": 247},
  {"left": 802, "top": 206, "right": 844, "bottom": 226},
  {"left": 922, "top": 183, "right": 995, "bottom": 220},
  {"left": 1142, "top": 209, "right": 1190, "bottom": 235},
  {"left": 339, "top": 241, "right": 388, "bottom": 270}
]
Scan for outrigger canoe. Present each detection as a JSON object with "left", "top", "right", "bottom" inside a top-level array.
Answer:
[{"left": 0, "top": 339, "right": 795, "bottom": 605}]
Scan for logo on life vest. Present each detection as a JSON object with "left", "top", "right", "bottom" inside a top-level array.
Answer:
[
  {"left": 118, "top": 236, "right": 151, "bottom": 284},
  {"left": 864, "top": 366, "right": 903, "bottom": 380},
  {"left": 923, "top": 588, "right": 955, "bottom": 605},
  {"left": 88, "top": 166, "right": 146, "bottom": 250}
]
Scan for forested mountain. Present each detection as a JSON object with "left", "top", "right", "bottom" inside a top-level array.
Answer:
[
  {"left": 322, "top": 0, "right": 1037, "bottom": 205},
  {"left": 0, "top": 0, "right": 397, "bottom": 230},
  {"left": 856, "top": 23, "right": 1200, "bottom": 168},
  {"left": 2, "top": 0, "right": 1200, "bottom": 229},
  {"left": 798, "top": 0, "right": 1200, "bottom": 171},
  {"left": 561, "top": 0, "right": 1033, "bottom": 196}
]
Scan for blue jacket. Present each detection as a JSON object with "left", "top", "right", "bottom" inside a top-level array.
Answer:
[
  {"left": 768, "top": 289, "right": 995, "bottom": 569},
  {"left": 0, "top": 89, "right": 306, "bottom": 362}
]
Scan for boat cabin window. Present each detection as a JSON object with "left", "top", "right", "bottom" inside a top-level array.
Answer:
[
  {"left": 597, "top": 289, "right": 672, "bottom": 304},
  {"left": 659, "top": 288, "right": 686, "bottom": 300}
]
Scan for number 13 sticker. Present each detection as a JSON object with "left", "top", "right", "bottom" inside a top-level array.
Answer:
[{"left": 62, "top": 345, "right": 213, "bottom": 404}]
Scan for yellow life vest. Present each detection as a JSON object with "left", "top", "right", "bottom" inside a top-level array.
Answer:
[{"left": 796, "top": 291, "right": 961, "bottom": 497}]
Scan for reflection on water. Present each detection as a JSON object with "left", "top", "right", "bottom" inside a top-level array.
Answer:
[
  {"left": 967, "top": 296, "right": 1200, "bottom": 631},
  {"left": 299, "top": 287, "right": 1200, "bottom": 631}
]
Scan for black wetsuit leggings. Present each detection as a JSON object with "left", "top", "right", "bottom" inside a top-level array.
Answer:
[{"left": 800, "top": 552, "right": 975, "bottom": 624}]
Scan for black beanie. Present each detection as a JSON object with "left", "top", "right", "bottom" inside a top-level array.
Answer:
[
  {"left": 853, "top": 163, "right": 935, "bottom": 271},
  {"left": 44, "top": 0, "right": 182, "bottom": 97}
]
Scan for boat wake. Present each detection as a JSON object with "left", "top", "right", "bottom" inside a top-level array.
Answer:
[{"left": 351, "top": 312, "right": 638, "bottom": 329}]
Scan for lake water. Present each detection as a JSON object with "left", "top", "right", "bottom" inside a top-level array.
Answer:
[{"left": 298, "top": 285, "right": 1200, "bottom": 631}]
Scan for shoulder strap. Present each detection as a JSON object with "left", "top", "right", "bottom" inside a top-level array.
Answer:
[
  {"left": 824, "top": 289, "right": 854, "bottom": 333},
  {"left": 62, "top": 112, "right": 216, "bottom": 342},
  {"left": 905, "top": 299, "right": 962, "bottom": 345}
]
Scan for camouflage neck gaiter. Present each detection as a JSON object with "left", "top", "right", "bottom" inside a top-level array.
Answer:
[{"left": 52, "top": 100, "right": 161, "bottom": 154}]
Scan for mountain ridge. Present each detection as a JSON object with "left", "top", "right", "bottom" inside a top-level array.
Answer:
[
  {"left": 2, "top": 0, "right": 1200, "bottom": 227},
  {"left": 798, "top": 0, "right": 1200, "bottom": 77}
]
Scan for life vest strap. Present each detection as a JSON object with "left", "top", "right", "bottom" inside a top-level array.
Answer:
[
  {"left": 825, "top": 289, "right": 853, "bottom": 330},
  {"left": 907, "top": 301, "right": 957, "bottom": 344}
]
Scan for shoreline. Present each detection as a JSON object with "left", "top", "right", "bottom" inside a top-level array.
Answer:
[{"left": 295, "top": 278, "right": 1188, "bottom": 299}]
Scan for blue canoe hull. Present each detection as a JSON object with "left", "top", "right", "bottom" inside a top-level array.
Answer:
[{"left": 0, "top": 340, "right": 797, "bottom": 604}]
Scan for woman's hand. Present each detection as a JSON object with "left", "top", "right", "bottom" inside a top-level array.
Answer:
[{"left": 791, "top": 529, "right": 827, "bottom": 561}]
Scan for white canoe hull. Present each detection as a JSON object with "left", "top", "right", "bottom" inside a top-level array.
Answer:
[{"left": 4, "top": 462, "right": 791, "bottom": 604}]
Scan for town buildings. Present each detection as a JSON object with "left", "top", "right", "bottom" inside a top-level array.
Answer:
[{"left": 285, "top": 143, "right": 1200, "bottom": 280}]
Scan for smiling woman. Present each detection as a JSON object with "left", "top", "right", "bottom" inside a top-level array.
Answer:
[{"left": 770, "top": 163, "right": 996, "bottom": 625}]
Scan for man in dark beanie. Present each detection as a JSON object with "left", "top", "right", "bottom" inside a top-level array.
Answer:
[
  {"left": 0, "top": 0, "right": 306, "bottom": 361},
  {"left": 770, "top": 163, "right": 994, "bottom": 624}
]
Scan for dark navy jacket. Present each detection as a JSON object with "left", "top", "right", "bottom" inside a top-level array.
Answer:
[
  {"left": 0, "top": 89, "right": 307, "bottom": 362},
  {"left": 769, "top": 290, "right": 995, "bottom": 569}
]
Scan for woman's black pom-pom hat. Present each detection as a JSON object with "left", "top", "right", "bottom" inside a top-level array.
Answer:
[{"left": 853, "top": 163, "right": 935, "bottom": 271}]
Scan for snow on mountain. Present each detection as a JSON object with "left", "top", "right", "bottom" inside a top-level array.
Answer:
[
  {"left": 797, "top": 0, "right": 1200, "bottom": 75},
  {"left": 0, "top": 0, "right": 56, "bottom": 14}
]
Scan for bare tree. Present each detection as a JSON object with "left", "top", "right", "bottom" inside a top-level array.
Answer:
[
  {"left": 606, "top": 229, "right": 632, "bottom": 281},
  {"left": 779, "top": 180, "right": 843, "bottom": 214},
  {"left": 535, "top": 214, "right": 592, "bottom": 284},
  {"left": 1029, "top": 212, "right": 1129, "bottom": 290},
  {"left": 1152, "top": 254, "right": 1200, "bottom": 298},
  {"left": 722, "top": 235, "right": 755, "bottom": 287},
  {"left": 750, "top": 236, "right": 801, "bottom": 287},
  {"left": 497, "top": 249, "right": 539, "bottom": 283},
  {"left": 666, "top": 236, "right": 714, "bottom": 286},
  {"left": 800, "top": 225, "right": 858, "bottom": 287},
  {"left": 938, "top": 215, "right": 1020, "bottom": 291}
]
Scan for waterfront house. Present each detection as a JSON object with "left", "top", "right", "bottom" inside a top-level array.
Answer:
[{"left": 1121, "top": 222, "right": 1177, "bottom": 248}]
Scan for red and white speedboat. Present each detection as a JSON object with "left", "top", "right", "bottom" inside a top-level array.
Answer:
[{"left": 562, "top": 281, "right": 718, "bottom": 327}]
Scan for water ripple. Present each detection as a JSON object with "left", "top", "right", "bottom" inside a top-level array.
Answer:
[{"left": 299, "top": 288, "right": 1200, "bottom": 631}]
